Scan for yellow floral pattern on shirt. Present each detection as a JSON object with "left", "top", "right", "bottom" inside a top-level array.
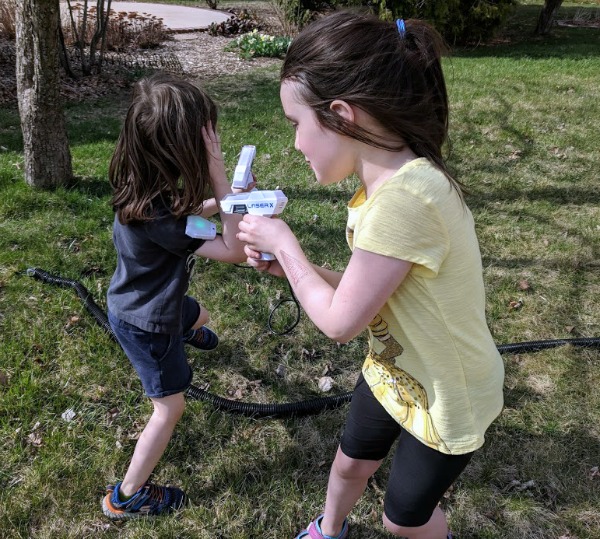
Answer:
[{"left": 364, "top": 314, "right": 449, "bottom": 452}]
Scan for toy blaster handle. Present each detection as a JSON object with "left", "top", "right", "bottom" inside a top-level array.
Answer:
[
  {"left": 231, "top": 145, "right": 256, "bottom": 190},
  {"left": 220, "top": 190, "right": 288, "bottom": 261}
]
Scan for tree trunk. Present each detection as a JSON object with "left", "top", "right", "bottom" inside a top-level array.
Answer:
[
  {"left": 534, "top": 0, "right": 564, "bottom": 35},
  {"left": 16, "top": 0, "right": 73, "bottom": 188}
]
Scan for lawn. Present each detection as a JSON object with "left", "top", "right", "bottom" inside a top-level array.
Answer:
[{"left": 0, "top": 2, "right": 599, "bottom": 538}]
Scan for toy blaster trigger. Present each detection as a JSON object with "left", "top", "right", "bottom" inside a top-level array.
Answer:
[{"left": 220, "top": 190, "right": 288, "bottom": 261}]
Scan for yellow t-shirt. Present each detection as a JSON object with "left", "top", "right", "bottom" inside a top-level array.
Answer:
[{"left": 347, "top": 158, "right": 504, "bottom": 455}]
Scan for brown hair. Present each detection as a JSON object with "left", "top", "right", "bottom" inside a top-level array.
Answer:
[
  {"left": 281, "top": 10, "right": 463, "bottom": 195},
  {"left": 109, "top": 73, "right": 218, "bottom": 224}
]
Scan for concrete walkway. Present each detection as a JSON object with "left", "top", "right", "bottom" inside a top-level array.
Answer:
[{"left": 82, "top": 2, "right": 231, "bottom": 32}]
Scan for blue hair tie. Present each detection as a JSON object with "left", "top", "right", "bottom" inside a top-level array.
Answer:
[{"left": 396, "top": 19, "right": 406, "bottom": 38}]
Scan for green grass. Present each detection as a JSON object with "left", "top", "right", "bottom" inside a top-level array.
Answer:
[{"left": 1, "top": 3, "right": 599, "bottom": 538}]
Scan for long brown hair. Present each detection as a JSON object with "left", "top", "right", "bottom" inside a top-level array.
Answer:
[
  {"left": 109, "top": 73, "right": 218, "bottom": 224},
  {"left": 281, "top": 10, "right": 463, "bottom": 196}
]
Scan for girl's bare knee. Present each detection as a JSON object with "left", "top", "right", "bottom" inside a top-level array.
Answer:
[
  {"left": 333, "top": 448, "right": 381, "bottom": 481},
  {"left": 382, "top": 506, "right": 447, "bottom": 539}
]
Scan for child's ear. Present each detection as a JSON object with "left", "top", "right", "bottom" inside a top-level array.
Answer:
[{"left": 330, "top": 100, "right": 355, "bottom": 122}]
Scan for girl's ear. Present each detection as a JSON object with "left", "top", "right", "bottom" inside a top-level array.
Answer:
[{"left": 330, "top": 99, "right": 355, "bottom": 122}]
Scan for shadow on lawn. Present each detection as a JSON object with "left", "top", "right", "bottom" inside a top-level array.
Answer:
[
  {"left": 171, "top": 371, "right": 600, "bottom": 537},
  {"left": 453, "top": 5, "right": 600, "bottom": 60}
]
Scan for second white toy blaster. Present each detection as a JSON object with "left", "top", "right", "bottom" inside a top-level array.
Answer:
[{"left": 220, "top": 189, "right": 288, "bottom": 261}]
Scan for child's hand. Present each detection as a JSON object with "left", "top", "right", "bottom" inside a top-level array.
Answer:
[
  {"left": 232, "top": 173, "right": 257, "bottom": 194},
  {"left": 237, "top": 214, "right": 294, "bottom": 258},
  {"left": 244, "top": 245, "right": 285, "bottom": 278},
  {"left": 201, "top": 122, "right": 227, "bottom": 184}
]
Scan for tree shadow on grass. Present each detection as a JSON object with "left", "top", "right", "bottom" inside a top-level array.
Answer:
[
  {"left": 453, "top": 5, "right": 600, "bottom": 60},
  {"left": 64, "top": 175, "right": 113, "bottom": 199}
]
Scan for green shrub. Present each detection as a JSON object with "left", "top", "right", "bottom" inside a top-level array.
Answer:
[
  {"left": 225, "top": 30, "right": 292, "bottom": 59},
  {"left": 276, "top": 0, "right": 516, "bottom": 45},
  {"left": 379, "top": 0, "right": 517, "bottom": 44},
  {"left": 272, "top": 0, "right": 318, "bottom": 31}
]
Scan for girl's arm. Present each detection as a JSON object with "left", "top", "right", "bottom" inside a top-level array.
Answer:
[
  {"left": 199, "top": 197, "right": 219, "bottom": 218},
  {"left": 200, "top": 177, "right": 257, "bottom": 218},
  {"left": 193, "top": 124, "right": 246, "bottom": 263},
  {"left": 239, "top": 216, "right": 411, "bottom": 342},
  {"left": 244, "top": 245, "right": 344, "bottom": 288}
]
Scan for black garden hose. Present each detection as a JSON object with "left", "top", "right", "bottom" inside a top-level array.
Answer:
[
  {"left": 27, "top": 268, "right": 600, "bottom": 418},
  {"left": 26, "top": 267, "right": 351, "bottom": 418}
]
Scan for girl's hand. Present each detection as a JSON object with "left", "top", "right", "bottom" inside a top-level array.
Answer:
[
  {"left": 244, "top": 245, "right": 286, "bottom": 277},
  {"left": 232, "top": 173, "right": 257, "bottom": 194},
  {"left": 201, "top": 122, "right": 227, "bottom": 185},
  {"left": 237, "top": 214, "right": 294, "bottom": 257}
]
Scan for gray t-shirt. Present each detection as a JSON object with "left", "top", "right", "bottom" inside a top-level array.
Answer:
[{"left": 107, "top": 204, "right": 204, "bottom": 334}]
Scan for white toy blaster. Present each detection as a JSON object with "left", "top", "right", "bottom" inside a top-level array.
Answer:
[
  {"left": 220, "top": 189, "right": 288, "bottom": 260},
  {"left": 231, "top": 145, "right": 256, "bottom": 190}
]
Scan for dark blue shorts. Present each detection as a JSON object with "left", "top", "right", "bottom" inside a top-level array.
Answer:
[
  {"left": 108, "top": 296, "right": 200, "bottom": 399},
  {"left": 340, "top": 373, "right": 473, "bottom": 528}
]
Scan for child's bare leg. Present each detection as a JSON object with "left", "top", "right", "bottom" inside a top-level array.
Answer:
[
  {"left": 319, "top": 447, "right": 382, "bottom": 536},
  {"left": 191, "top": 301, "right": 210, "bottom": 329},
  {"left": 119, "top": 392, "right": 186, "bottom": 496},
  {"left": 184, "top": 301, "right": 218, "bottom": 350},
  {"left": 383, "top": 506, "right": 448, "bottom": 539}
]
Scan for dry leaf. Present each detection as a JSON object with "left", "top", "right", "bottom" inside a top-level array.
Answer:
[
  {"left": 27, "top": 432, "right": 43, "bottom": 447},
  {"left": 318, "top": 376, "right": 334, "bottom": 392},
  {"left": 61, "top": 408, "right": 76, "bottom": 422},
  {"left": 301, "top": 348, "right": 316, "bottom": 359},
  {"left": 518, "top": 279, "right": 531, "bottom": 291},
  {"left": 509, "top": 300, "right": 523, "bottom": 311},
  {"left": 275, "top": 364, "right": 286, "bottom": 378}
]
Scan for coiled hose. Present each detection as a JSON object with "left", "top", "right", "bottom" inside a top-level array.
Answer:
[{"left": 27, "top": 268, "right": 600, "bottom": 419}]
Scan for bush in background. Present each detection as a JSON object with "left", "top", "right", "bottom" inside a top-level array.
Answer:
[
  {"left": 378, "top": 0, "right": 517, "bottom": 44},
  {"left": 271, "top": 0, "right": 319, "bottom": 33},
  {"left": 225, "top": 30, "right": 292, "bottom": 58},
  {"left": 0, "top": 1, "right": 170, "bottom": 76},
  {"left": 274, "top": 0, "right": 516, "bottom": 44},
  {"left": 208, "top": 9, "right": 261, "bottom": 37},
  {"left": 63, "top": 4, "right": 170, "bottom": 53}
]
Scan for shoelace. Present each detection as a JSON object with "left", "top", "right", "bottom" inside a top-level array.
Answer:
[{"left": 145, "top": 484, "right": 168, "bottom": 512}]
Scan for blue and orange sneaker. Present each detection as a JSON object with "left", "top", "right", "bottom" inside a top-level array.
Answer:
[
  {"left": 102, "top": 481, "right": 186, "bottom": 520},
  {"left": 183, "top": 326, "right": 219, "bottom": 351}
]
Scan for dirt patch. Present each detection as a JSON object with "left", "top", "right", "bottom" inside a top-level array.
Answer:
[{"left": 0, "top": 4, "right": 284, "bottom": 106}]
